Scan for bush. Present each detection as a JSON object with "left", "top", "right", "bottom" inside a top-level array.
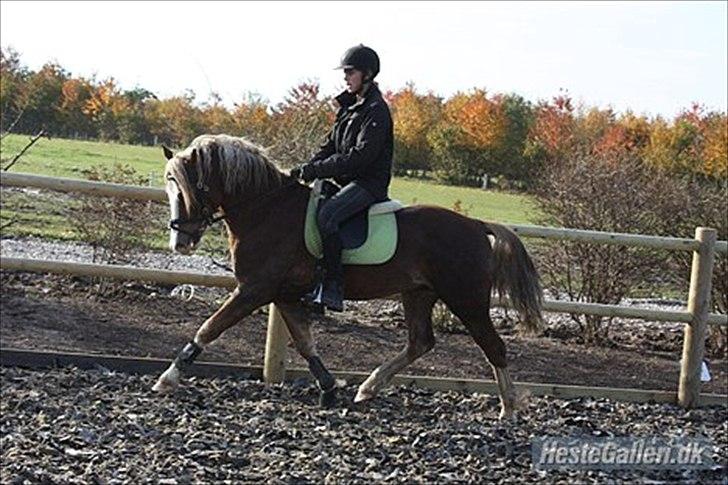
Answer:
[
  {"left": 533, "top": 150, "right": 688, "bottom": 343},
  {"left": 265, "top": 83, "right": 332, "bottom": 168},
  {"left": 664, "top": 178, "right": 727, "bottom": 357},
  {"left": 70, "top": 163, "right": 164, "bottom": 263},
  {"left": 431, "top": 300, "right": 462, "bottom": 333}
]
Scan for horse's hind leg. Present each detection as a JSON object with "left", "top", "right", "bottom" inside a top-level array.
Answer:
[
  {"left": 442, "top": 293, "right": 519, "bottom": 420},
  {"left": 355, "top": 289, "right": 437, "bottom": 403},
  {"left": 275, "top": 301, "right": 337, "bottom": 407}
]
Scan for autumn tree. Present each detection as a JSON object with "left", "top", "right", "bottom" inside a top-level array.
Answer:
[
  {"left": 14, "top": 61, "right": 68, "bottom": 135},
  {"left": 702, "top": 112, "right": 728, "bottom": 179},
  {"left": 388, "top": 83, "right": 441, "bottom": 175},
  {"left": 200, "top": 92, "right": 236, "bottom": 137},
  {"left": 58, "top": 77, "right": 97, "bottom": 138},
  {"left": 144, "top": 90, "right": 203, "bottom": 147},
  {"left": 267, "top": 81, "right": 333, "bottom": 167},
  {"left": 525, "top": 93, "right": 578, "bottom": 167},
  {"left": 0, "top": 47, "right": 30, "bottom": 133},
  {"left": 428, "top": 89, "right": 509, "bottom": 185}
]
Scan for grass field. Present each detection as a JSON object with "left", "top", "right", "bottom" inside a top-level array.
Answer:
[{"left": 1, "top": 134, "right": 539, "bottom": 243}]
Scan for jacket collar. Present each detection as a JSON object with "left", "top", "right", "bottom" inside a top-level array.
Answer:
[{"left": 335, "top": 82, "right": 381, "bottom": 111}]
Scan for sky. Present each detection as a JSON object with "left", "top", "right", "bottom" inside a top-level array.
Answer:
[{"left": 1, "top": 1, "right": 726, "bottom": 118}]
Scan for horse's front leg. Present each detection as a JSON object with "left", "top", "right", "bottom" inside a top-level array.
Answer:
[{"left": 152, "top": 284, "right": 272, "bottom": 393}]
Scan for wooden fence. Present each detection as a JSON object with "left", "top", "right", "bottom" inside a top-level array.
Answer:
[{"left": 1, "top": 171, "right": 726, "bottom": 407}]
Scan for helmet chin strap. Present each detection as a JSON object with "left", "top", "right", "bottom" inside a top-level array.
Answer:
[{"left": 357, "top": 79, "right": 373, "bottom": 97}]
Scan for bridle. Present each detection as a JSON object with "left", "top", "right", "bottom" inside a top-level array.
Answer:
[
  {"left": 168, "top": 165, "right": 228, "bottom": 238},
  {"left": 168, "top": 183, "right": 227, "bottom": 238}
]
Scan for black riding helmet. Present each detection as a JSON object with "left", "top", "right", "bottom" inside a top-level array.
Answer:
[{"left": 336, "top": 44, "right": 380, "bottom": 81}]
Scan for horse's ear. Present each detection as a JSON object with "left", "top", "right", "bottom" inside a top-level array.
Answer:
[{"left": 162, "top": 145, "right": 174, "bottom": 161}]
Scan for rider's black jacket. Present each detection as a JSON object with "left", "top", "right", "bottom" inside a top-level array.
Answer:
[{"left": 307, "top": 83, "right": 393, "bottom": 201}]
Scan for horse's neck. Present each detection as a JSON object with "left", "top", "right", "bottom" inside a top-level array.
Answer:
[{"left": 222, "top": 183, "right": 310, "bottom": 241}]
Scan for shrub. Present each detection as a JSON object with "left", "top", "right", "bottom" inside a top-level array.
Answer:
[
  {"left": 70, "top": 163, "right": 164, "bottom": 263},
  {"left": 265, "top": 83, "right": 332, "bottom": 168},
  {"left": 431, "top": 301, "right": 462, "bottom": 333},
  {"left": 664, "top": 178, "right": 727, "bottom": 357},
  {"left": 533, "top": 150, "right": 688, "bottom": 343}
]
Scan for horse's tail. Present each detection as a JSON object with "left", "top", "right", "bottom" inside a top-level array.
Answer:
[{"left": 482, "top": 222, "right": 543, "bottom": 333}]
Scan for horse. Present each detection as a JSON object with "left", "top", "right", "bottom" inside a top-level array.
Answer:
[{"left": 152, "top": 133, "right": 543, "bottom": 419}]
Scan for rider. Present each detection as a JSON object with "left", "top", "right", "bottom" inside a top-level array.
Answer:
[{"left": 291, "top": 44, "right": 393, "bottom": 312}]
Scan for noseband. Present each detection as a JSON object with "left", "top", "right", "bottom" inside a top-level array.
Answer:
[
  {"left": 169, "top": 211, "right": 226, "bottom": 238},
  {"left": 168, "top": 174, "right": 226, "bottom": 238}
]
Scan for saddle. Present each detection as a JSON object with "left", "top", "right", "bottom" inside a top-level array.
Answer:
[{"left": 304, "top": 180, "right": 403, "bottom": 265}]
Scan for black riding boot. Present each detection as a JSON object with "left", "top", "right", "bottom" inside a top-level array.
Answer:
[{"left": 316, "top": 234, "right": 344, "bottom": 312}]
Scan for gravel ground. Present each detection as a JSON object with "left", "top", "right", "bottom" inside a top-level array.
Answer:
[
  {"left": 1, "top": 366, "right": 725, "bottom": 484},
  {"left": 0, "top": 237, "right": 230, "bottom": 276}
]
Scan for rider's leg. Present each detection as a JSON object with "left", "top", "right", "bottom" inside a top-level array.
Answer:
[
  {"left": 318, "top": 233, "right": 344, "bottom": 311},
  {"left": 312, "top": 182, "right": 376, "bottom": 312}
]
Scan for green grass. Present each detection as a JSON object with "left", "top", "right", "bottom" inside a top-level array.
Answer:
[
  {"left": 1, "top": 191, "right": 77, "bottom": 240},
  {"left": 390, "top": 177, "right": 537, "bottom": 224},
  {"left": 1, "top": 134, "right": 167, "bottom": 183},
  {"left": 1, "top": 134, "right": 539, "bottom": 242}
]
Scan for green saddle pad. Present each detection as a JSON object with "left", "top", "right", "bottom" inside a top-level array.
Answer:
[{"left": 304, "top": 188, "right": 401, "bottom": 265}]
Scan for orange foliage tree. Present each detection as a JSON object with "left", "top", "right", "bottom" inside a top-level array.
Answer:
[
  {"left": 427, "top": 89, "right": 509, "bottom": 185},
  {"left": 642, "top": 103, "right": 727, "bottom": 179},
  {"left": 702, "top": 113, "right": 728, "bottom": 179},
  {"left": 232, "top": 92, "right": 273, "bottom": 144},
  {"left": 199, "top": 92, "right": 236, "bottom": 136},
  {"left": 145, "top": 91, "right": 203, "bottom": 147},
  {"left": 388, "top": 83, "right": 442, "bottom": 175},
  {"left": 82, "top": 78, "right": 134, "bottom": 141},
  {"left": 525, "top": 92, "right": 577, "bottom": 166},
  {"left": 58, "top": 77, "right": 97, "bottom": 137}
]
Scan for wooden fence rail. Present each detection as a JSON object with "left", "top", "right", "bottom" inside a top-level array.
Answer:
[
  {"left": 3, "top": 171, "right": 726, "bottom": 254},
  {"left": 1, "top": 257, "right": 725, "bottom": 327},
  {"left": 2, "top": 170, "right": 726, "bottom": 408}
]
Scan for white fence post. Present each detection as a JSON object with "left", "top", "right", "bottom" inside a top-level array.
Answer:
[
  {"left": 263, "top": 303, "right": 288, "bottom": 383},
  {"left": 678, "top": 227, "right": 717, "bottom": 408}
]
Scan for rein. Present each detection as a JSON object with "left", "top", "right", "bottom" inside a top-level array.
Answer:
[{"left": 169, "top": 177, "right": 301, "bottom": 237}]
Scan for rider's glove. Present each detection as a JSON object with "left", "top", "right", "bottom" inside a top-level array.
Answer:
[{"left": 291, "top": 163, "right": 317, "bottom": 183}]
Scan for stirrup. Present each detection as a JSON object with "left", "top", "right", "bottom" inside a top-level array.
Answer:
[
  {"left": 300, "top": 284, "right": 325, "bottom": 314},
  {"left": 317, "top": 281, "right": 344, "bottom": 313}
]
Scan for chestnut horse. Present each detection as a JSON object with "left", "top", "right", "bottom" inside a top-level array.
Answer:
[{"left": 152, "top": 134, "right": 542, "bottom": 419}]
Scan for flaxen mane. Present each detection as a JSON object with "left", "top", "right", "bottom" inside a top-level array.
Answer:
[{"left": 165, "top": 134, "right": 285, "bottom": 209}]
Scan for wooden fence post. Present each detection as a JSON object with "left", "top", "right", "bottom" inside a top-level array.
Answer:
[
  {"left": 263, "top": 303, "right": 288, "bottom": 384},
  {"left": 678, "top": 227, "right": 717, "bottom": 408}
]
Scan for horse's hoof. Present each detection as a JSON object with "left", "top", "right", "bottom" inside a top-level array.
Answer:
[
  {"left": 353, "top": 387, "right": 375, "bottom": 404},
  {"left": 152, "top": 365, "right": 179, "bottom": 394},
  {"left": 152, "top": 379, "right": 176, "bottom": 394},
  {"left": 319, "top": 388, "right": 337, "bottom": 408},
  {"left": 498, "top": 408, "right": 516, "bottom": 421}
]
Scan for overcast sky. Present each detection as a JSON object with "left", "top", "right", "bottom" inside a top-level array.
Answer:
[{"left": 1, "top": 1, "right": 726, "bottom": 118}]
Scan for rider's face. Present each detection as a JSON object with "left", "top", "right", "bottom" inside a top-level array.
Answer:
[{"left": 344, "top": 68, "right": 364, "bottom": 94}]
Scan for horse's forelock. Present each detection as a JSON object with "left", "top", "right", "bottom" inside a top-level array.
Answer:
[{"left": 165, "top": 156, "right": 199, "bottom": 211}]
